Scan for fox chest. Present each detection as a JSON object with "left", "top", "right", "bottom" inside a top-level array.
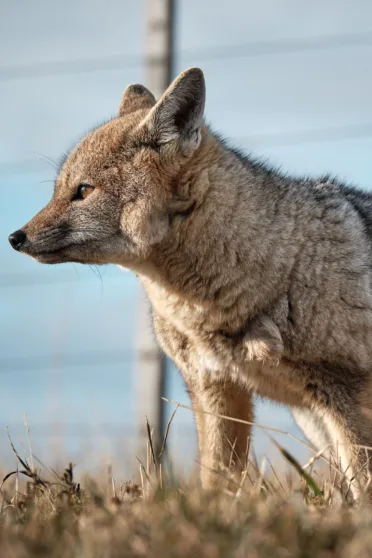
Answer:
[{"left": 146, "top": 283, "right": 236, "bottom": 337}]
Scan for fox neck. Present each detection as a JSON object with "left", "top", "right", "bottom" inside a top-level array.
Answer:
[{"left": 134, "top": 132, "right": 287, "bottom": 322}]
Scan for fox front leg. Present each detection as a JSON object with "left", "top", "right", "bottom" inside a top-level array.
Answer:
[{"left": 152, "top": 311, "right": 253, "bottom": 490}]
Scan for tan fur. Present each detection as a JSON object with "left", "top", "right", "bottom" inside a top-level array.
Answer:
[{"left": 11, "top": 68, "right": 372, "bottom": 497}]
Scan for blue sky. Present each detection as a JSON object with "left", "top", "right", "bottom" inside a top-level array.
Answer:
[{"left": 2, "top": 0, "right": 372, "bottom": 476}]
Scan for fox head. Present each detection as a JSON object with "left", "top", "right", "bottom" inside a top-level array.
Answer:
[{"left": 9, "top": 68, "right": 208, "bottom": 269}]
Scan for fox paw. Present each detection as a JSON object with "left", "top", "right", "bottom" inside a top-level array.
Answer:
[{"left": 242, "top": 315, "right": 283, "bottom": 364}]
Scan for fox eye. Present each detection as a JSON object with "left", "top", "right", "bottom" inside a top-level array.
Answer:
[{"left": 72, "top": 184, "right": 95, "bottom": 201}]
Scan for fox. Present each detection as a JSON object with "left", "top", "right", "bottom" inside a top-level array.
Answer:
[{"left": 9, "top": 67, "right": 372, "bottom": 497}]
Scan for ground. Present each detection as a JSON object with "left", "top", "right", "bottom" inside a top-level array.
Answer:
[{"left": 1, "top": 418, "right": 372, "bottom": 558}]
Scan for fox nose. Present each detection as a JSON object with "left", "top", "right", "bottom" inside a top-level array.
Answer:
[{"left": 8, "top": 230, "right": 27, "bottom": 251}]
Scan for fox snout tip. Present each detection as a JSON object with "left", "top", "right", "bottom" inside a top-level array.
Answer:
[{"left": 8, "top": 229, "right": 27, "bottom": 251}]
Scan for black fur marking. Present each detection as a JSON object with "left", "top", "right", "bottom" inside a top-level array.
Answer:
[
  {"left": 179, "top": 337, "right": 188, "bottom": 351},
  {"left": 170, "top": 200, "right": 197, "bottom": 222},
  {"left": 305, "top": 381, "right": 330, "bottom": 406},
  {"left": 174, "top": 95, "right": 200, "bottom": 132},
  {"left": 127, "top": 84, "right": 149, "bottom": 96},
  {"left": 287, "top": 299, "right": 295, "bottom": 327},
  {"left": 130, "top": 138, "right": 161, "bottom": 153}
]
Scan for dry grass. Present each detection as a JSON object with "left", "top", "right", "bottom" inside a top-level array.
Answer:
[{"left": 2, "top": 408, "right": 372, "bottom": 557}]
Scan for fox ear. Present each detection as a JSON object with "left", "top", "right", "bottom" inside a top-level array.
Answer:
[
  {"left": 141, "top": 68, "right": 205, "bottom": 153},
  {"left": 119, "top": 84, "right": 156, "bottom": 116}
]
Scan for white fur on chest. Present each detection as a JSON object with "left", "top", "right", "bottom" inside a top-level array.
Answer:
[{"left": 148, "top": 284, "right": 209, "bottom": 334}]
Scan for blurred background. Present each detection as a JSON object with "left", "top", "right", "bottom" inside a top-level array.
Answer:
[{"left": 1, "top": 0, "right": 372, "bottom": 478}]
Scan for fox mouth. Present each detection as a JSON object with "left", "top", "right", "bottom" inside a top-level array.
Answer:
[
  {"left": 20, "top": 234, "right": 119, "bottom": 265},
  {"left": 21, "top": 244, "right": 74, "bottom": 264},
  {"left": 12, "top": 229, "right": 123, "bottom": 265},
  {"left": 19, "top": 234, "right": 85, "bottom": 263}
]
